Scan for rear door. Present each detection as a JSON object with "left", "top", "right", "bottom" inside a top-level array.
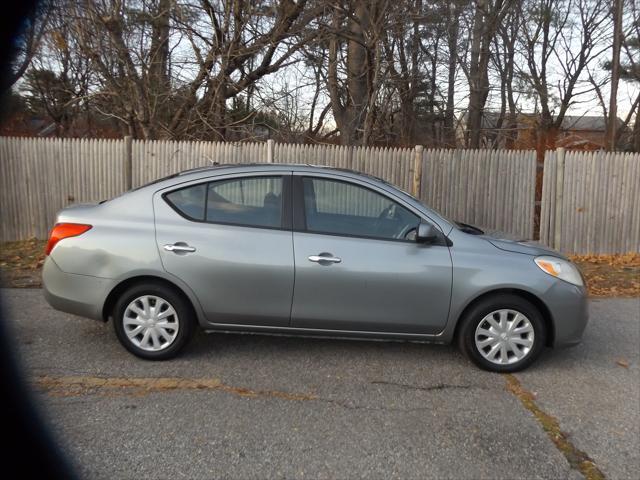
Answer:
[
  {"left": 154, "top": 173, "right": 294, "bottom": 327},
  {"left": 290, "top": 174, "right": 452, "bottom": 334}
]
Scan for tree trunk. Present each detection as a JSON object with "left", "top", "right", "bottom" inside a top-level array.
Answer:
[
  {"left": 345, "top": 3, "right": 370, "bottom": 145},
  {"left": 505, "top": 75, "right": 517, "bottom": 149},
  {"left": 444, "top": 4, "right": 459, "bottom": 148},
  {"left": 535, "top": 120, "right": 558, "bottom": 163},
  {"left": 399, "top": 100, "right": 415, "bottom": 146},
  {"left": 466, "top": 0, "right": 512, "bottom": 148},
  {"left": 605, "top": 0, "right": 623, "bottom": 151},
  {"left": 209, "top": 89, "right": 228, "bottom": 141},
  {"left": 148, "top": 0, "right": 171, "bottom": 97},
  {"left": 326, "top": 2, "right": 373, "bottom": 146},
  {"left": 466, "top": 1, "right": 486, "bottom": 148}
]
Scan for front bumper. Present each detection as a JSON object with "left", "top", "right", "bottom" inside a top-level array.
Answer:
[
  {"left": 545, "top": 280, "right": 589, "bottom": 347},
  {"left": 42, "top": 257, "right": 112, "bottom": 321}
]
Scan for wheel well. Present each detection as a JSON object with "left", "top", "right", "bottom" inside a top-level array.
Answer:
[
  {"left": 452, "top": 288, "right": 555, "bottom": 347},
  {"left": 102, "top": 275, "right": 197, "bottom": 323}
]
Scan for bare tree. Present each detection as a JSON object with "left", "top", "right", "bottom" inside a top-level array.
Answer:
[
  {"left": 20, "top": 0, "right": 97, "bottom": 135},
  {"left": 613, "top": 0, "right": 640, "bottom": 151},
  {"left": 169, "top": 0, "right": 319, "bottom": 140},
  {"left": 606, "top": 0, "right": 624, "bottom": 150},
  {"left": 443, "top": 1, "right": 469, "bottom": 147},
  {"left": 14, "top": 0, "right": 633, "bottom": 149},
  {"left": 491, "top": 5, "right": 520, "bottom": 148},
  {"left": 61, "top": 0, "right": 318, "bottom": 140},
  {"left": 4, "top": 1, "right": 53, "bottom": 92},
  {"left": 465, "top": 0, "right": 514, "bottom": 148},
  {"left": 323, "top": 1, "right": 390, "bottom": 146},
  {"left": 382, "top": 0, "right": 426, "bottom": 146},
  {"left": 516, "top": 0, "right": 611, "bottom": 157}
]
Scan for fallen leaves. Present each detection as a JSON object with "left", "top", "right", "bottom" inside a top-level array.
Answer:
[
  {"left": 569, "top": 253, "right": 640, "bottom": 267},
  {"left": 615, "top": 359, "right": 630, "bottom": 368},
  {"left": 0, "top": 238, "right": 46, "bottom": 288},
  {"left": 34, "top": 375, "right": 318, "bottom": 401},
  {"left": 569, "top": 253, "right": 640, "bottom": 298}
]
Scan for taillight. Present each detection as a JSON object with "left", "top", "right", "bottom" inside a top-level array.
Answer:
[{"left": 45, "top": 223, "right": 92, "bottom": 255}]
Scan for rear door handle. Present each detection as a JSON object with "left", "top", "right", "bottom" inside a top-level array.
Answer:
[
  {"left": 164, "top": 243, "right": 196, "bottom": 253},
  {"left": 308, "top": 254, "right": 341, "bottom": 264}
]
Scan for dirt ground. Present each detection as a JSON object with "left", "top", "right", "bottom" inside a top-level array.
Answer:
[
  {"left": 1, "top": 239, "right": 638, "bottom": 297},
  {"left": 0, "top": 239, "right": 46, "bottom": 288},
  {"left": 568, "top": 253, "right": 640, "bottom": 297}
]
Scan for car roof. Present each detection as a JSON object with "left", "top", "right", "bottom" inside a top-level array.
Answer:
[
  {"left": 131, "top": 163, "right": 391, "bottom": 196},
  {"left": 174, "top": 162, "right": 388, "bottom": 184},
  {"left": 129, "top": 162, "right": 454, "bottom": 234}
]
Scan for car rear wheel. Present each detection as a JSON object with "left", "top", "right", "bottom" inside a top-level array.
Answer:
[
  {"left": 113, "top": 282, "right": 195, "bottom": 360},
  {"left": 457, "top": 294, "right": 546, "bottom": 372}
]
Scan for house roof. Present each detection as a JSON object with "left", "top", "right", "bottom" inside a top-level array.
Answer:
[
  {"left": 461, "top": 112, "right": 624, "bottom": 132},
  {"left": 559, "top": 115, "right": 624, "bottom": 131}
]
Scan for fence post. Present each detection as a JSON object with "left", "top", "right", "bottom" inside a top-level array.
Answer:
[
  {"left": 412, "top": 145, "right": 424, "bottom": 198},
  {"left": 124, "top": 135, "right": 133, "bottom": 190},
  {"left": 553, "top": 147, "right": 565, "bottom": 251},
  {"left": 266, "top": 139, "right": 275, "bottom": 163}
]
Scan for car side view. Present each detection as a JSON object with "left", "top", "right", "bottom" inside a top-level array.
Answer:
[{"left": 42, "top": 164, "right": 588, "bottom": 372}]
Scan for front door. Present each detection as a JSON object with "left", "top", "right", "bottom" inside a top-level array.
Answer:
[
  {"left": 154, "top": 173, "right": 294, "bottom": 327},
  {"left": 290, "top": 175, "right": 452, "bottom": 334}
]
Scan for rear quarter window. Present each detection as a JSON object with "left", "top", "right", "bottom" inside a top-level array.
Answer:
[{"left": 164, "top": 184, "right": 206, "bottom": 220}]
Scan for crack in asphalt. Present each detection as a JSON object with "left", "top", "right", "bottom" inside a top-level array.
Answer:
[
  {"left": 34, "top": 375, "right": 478, "bottom": 413},
  {"left": 370, "top": 380, "right": 473, "bottom": 391},
  {"left": 312, "top": 397, "right": 448, "bottom": 413},
  {"left": 505, "top": 374, "right": 606, "bottom": 480}
]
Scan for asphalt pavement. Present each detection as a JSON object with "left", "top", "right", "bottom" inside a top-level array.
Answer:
[{"left": 1, "top": 288, "right": 638, "bottom": 480}]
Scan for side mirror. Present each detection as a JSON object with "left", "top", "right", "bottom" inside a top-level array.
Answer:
[{"left": 416, "top": 222, "right": 437, "bottom": 243}]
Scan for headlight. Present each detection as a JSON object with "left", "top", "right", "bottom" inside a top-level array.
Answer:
[{"left": 534, "top": 256, "right": 584, "bottom": 286}]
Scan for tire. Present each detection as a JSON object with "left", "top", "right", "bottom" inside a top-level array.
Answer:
[
  {"left": 457, "top": 294, "right": 546, "bottom": 373},
  {"left": 112, "top": 282, "right": 195, "bottom": 360}
]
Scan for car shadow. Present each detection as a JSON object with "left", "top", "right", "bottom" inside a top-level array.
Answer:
[{"left": 184, "top": 327, "right": 462, "bottom": 362}]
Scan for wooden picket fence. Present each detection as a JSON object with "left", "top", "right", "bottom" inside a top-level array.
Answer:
[
  {"left": 1, "top": 136, "right": 637, "bottom": 253},
  {"left": 540, "top": 149, "right": 640, "bottom": 254}
]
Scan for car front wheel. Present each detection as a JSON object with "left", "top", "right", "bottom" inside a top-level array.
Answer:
[
  {"left": 113, "top": 282, "right": 195, "bottom": 360},
  {"left": 457, "top": 294, "right": 546, "bottom": 372}
]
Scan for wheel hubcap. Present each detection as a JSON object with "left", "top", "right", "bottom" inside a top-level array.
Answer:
[
  {"left": 123, "top": 295, "right": 179, "bottom": 352},
  {"left": 474, "top": 309, "right": 534, "bottom": 365}
]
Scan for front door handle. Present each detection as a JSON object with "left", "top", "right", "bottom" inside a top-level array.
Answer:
[
  {"left": 308, "top": 254, "right": 341, "bottom": 264},
  {"left": 164, "top": 243, "right": 196, "bottom": 253}
]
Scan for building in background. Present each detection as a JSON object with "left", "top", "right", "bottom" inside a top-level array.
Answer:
[{"left": 457, "top": 112, "right": 628, "bottom": 151}]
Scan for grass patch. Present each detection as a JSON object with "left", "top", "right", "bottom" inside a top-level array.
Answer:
[{"left": 505, "top": 374, "right": 605, "bottom": 480}]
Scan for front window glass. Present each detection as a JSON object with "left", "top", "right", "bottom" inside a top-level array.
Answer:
[{"left": 302, "top": 177, "right": 419, "bottom": 240}]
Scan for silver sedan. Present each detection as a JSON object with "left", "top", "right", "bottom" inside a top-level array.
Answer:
[{"left": 42, "top": 164, "right": 588, "bottom": 372}]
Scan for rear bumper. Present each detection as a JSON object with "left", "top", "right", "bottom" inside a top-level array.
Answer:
[
  {"left": 42, "top": 257, "right": 112, "bottom": 321},
  {"left": 546, "top": 282, "right": 589, "bottom": 348}
]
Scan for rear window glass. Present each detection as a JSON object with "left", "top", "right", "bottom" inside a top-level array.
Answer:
[
  {"left": 206, "top": 177, "right": 282, "bottom": 228},
  {"left": 164, "top": 176, "right": 283, "bottom": 228}
]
